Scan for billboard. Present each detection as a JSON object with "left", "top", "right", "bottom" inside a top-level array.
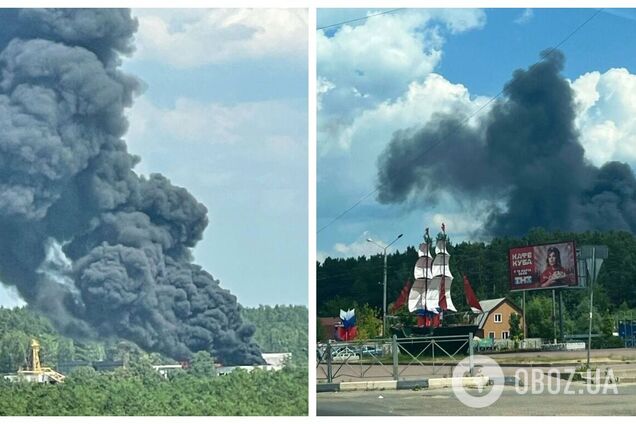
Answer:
[{"left": 509, "top": 241, "right": 579, "bottom": 291}]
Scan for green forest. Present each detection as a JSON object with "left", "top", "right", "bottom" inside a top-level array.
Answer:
[
  {"left": 318, "top": 228, "right": 636, "bottom": 342},
  {"left": 0, "top": 362, "right": 306, "bottom": 415},
  {"left": 0, "top": 304, "right": 307, "bottom": 415},
  {"left": 242, "top": 305, "right": 308, "bottom": 365}
]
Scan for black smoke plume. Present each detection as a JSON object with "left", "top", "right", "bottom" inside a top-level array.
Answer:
[
  {"left": 377, "top": 50, "right": 636, "bottom": 237},
  {"left": 0, "top": 9, "right": 263, "bottom": 365}
]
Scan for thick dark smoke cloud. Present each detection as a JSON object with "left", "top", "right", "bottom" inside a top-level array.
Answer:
[
  {"left": 0, "top": 9, "right": 263, "bottom": 365},
  {"left": 377, "top": 50, "right": 636, "bottom": 237}
]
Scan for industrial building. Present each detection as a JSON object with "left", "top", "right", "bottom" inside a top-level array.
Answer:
[
  {"left": 3, "top": 339, "right": 65, "bottom": 384},
  {"left": 2, "top": 338, "right": 292, "bottom": 382}
]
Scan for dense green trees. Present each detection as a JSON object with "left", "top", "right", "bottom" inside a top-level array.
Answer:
[
  {"left": 318, "top": 229, "right": 636, "bottom": 340},
  {"left": 0, "top": 364, "right": 307, "bottom": 415},
  {"left": 189, "top": 351, "right": 217, "bottom": 377},
  {"left": 0, "top": 304, "right": 308, "bottom": 415},
  {"left": 241, "top": 305, "right": 308, "bottom": 365},
  {"left": 0, "top": 304, "right": 308, "bottom": 373}
]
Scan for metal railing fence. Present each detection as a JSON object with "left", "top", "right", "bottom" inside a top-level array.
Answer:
[{"left": 316, "top": 333, "right": 473, "bottom": 383}]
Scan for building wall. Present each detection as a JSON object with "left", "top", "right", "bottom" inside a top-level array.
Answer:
[
  {"left": 481, "top": 302, "right": 524, "bottom": 340},
  {"left": 3, "top": 373, "right": 50, "bottom": 383},
  {"left": 317, "top": 317, "right": 339, "bottom": 342}
]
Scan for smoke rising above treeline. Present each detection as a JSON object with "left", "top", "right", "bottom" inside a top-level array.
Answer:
[
  {"left": 377, "top": 50, "right": 636, "bottom": 237},
  {"left": 0, "top": 9, "right": 263, "bottom": 365}
]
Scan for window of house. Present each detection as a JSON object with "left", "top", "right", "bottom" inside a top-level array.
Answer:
[
  {"left": 488, "top": 332, "right": 495, "bottom": 339},
  {"left": 494, "top": 313, "right": 502, "bottom": 323},
  {"left": 502, "top": 331, "right": 510, "bottom": 339}
]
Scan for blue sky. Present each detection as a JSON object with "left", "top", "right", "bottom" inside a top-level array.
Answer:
[
  {"left": 317, "top": 8, "right": 636, "bottom": 260},
  {"left": 0, "top": 8, "right": 308, "bottom": 308}
]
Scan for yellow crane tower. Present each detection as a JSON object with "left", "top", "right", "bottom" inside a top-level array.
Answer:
[{"left": 16, "top": 339, "right": 66, "bottom": 383}]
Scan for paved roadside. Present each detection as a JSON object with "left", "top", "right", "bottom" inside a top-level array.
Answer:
[{"left": 317, "top": 383, "right": 636, "bottom": 416}]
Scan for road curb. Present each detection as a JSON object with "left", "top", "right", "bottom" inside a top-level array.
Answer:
[
  {"left": 317, "top": 376, "right": 520, "bottom": 393},
  {"left": 317, "top": 380, "right": 422, "bottom": 393},
  {"left": 317, "top": 383, "right": 340, "bottom": 393},
  {"left": 396, "top": 379, "right": 428, "bottom": 390}
]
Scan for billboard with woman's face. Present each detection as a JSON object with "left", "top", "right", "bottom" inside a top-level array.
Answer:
[{"left": 509, "top": 241, "right": 579, "bottom": 291}]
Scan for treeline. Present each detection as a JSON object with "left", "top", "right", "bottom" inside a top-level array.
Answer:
[
  {"left": 317, "top": 228, "right": 636, "bottom": 340},
  {"left": 0, "top": 361, "right": 307, "bottom": 415},
  {"left": 0, "top": 304, "right": 308, "bottom": 373},
  {"left": 0, "top": 307, "right": 111, "bottom": 374},
  {"left": 241, "top": 305, "right": 308, "bottom": 365},
  {"left": 0, "top": 304, "right": 308, "bottom": 415}
]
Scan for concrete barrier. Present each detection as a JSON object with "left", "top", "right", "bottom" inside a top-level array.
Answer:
[
  {"left": 339, "top": 380, "right": 397, "bottom": 391},
  {"left": 317, "top": 383, "right": 340, "bottom": 393},
  {"left": 428, "top": 376, "right": 489, "bottom": 389},
  {"left": 317, "top": 375, "right": 518, "bottom": 393}
]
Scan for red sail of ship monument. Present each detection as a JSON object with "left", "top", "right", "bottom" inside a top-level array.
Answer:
[{"left": 463, "top": 275, "right": 483, "bottom": 314}]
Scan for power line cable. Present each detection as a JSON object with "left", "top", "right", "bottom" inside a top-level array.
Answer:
[
  {"left": 317, "top": 263, "right": 397, "bottom": 281},
  {"left": 317, "top": 8, "right": 604, "bottom": 235},
  {"left": 317, "top": 8, "right": 405, "bottom": 31}
]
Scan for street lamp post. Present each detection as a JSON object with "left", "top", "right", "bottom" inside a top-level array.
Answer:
[{"left": 367, "top": 233, "right": 403, "bottom": 337}]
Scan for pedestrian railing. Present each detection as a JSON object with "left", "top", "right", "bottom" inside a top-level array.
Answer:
[{"left": 316, "top": 333, "right": 474, "bottom": 383}]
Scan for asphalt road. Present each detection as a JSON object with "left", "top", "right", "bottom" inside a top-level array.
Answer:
[{"left": 317, "top": 383, "right": 636, "bottom": 416}]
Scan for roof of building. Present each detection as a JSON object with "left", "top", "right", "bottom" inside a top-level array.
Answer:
[
  {"left": 472, "top": 298, "right": 507, "bottom": 329},
  {"left": 480, "top": 298, "right": 507, "bottom": 313},
  {"left": 262, "top": 352, "right": 292, "bottom": 367}
]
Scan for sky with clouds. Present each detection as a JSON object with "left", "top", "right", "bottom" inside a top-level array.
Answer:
[
  {"left": 317, "top": 8, "right": 636, "bottom": 262},
  {"left": 0, "top": 8, "right": 308, "bottom": 308}
]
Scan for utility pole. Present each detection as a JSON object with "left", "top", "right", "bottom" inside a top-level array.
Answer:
[
  {"left": 552, "top": 289, "right": 557, "bottom": 344},
  {"left": 581, "top": 245, "right": 608, "bottom": 369},
  {"left": 383, "top": 251, "right": 388, "bottom": 337},
  {"left": 367, "top": 233, "right": 403, "bottom": 337},
  {"left": 587, "top": 247, "right": 595, "bottom": 368},
  {"left": 522, "top": 291, "right": 527, "bottom": 339},
  {"left": 559, "top": 290, "right": 564, "bottom": 342}
]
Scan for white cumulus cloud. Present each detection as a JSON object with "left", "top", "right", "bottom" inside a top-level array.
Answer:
[
  {"left": 132, "top": 9, "right": 307, "bottom": 68},
  {"left": 571, "top": 68, "right": 636, "bottom": 167},
  {"left": 334, "top": 74, "right": 490, "bottom": 152},
  {"left": 318, "top": 9, "right": 485, "bottom": 153}
]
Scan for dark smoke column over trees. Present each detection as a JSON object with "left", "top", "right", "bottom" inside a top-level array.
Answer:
[
  {"left": 377, "top": 50, "right": 636, "bottom": 237},
  {"left": 0, "top": 9, "right": 264, "bottom": 365}
]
